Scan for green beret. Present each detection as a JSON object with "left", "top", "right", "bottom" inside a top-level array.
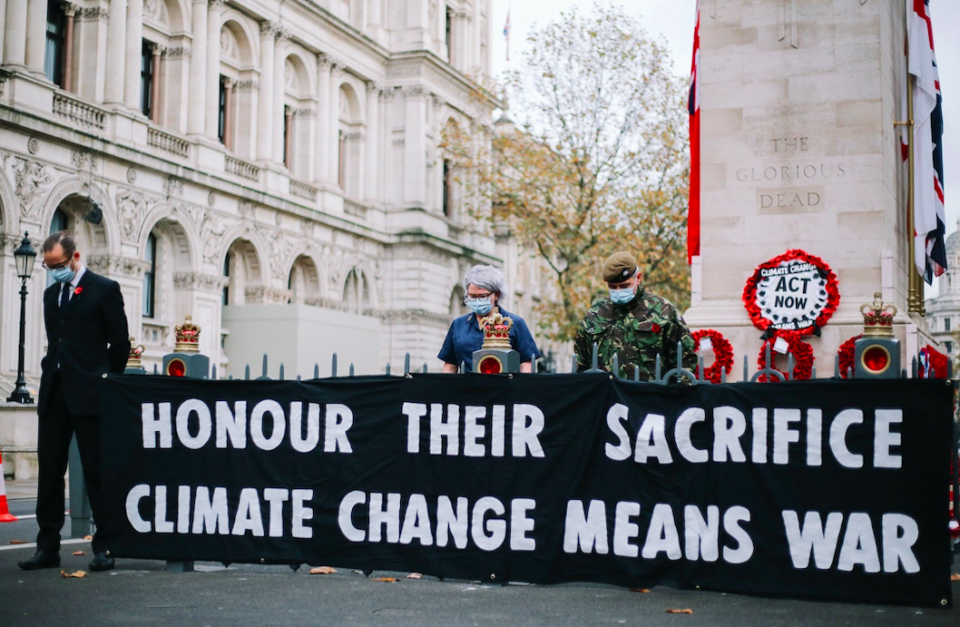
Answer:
[{"left": 602, "top": 252, "right": 638, "bottom": 283}]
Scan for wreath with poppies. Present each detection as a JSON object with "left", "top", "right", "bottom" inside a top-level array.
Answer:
[
  {"left": 756, "top": 333, "right": 814, "bottom": 382},
  {"left": 837, "top": 334, "right": 862, "bottom": 379},
  {"left": 692, "top": 329, "right": 734, "bottom": 384},
  {"left": 742, "top": 249, "right": 840, "bottom": 337}
]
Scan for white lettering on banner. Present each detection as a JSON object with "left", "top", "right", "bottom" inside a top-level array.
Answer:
[
  {"left": 401, "top": 403, "right": 545, "bottom": 458},
  {"left": 563, "top": 501, "right": 754, "bottom": 564},
  {"left": 603, "top": 406, "right": 903, "bottom": 469},
  {"left": 338, "top": 492, "right": 538, "bottom": 552},
  {"left": 140, "top": 400, "right": 354, "bottom": 453},
  {"left": 125, "top": 485, "right": 314, "bottom": 538},
  {"left": 782, "top": 511, "right": 919, "bottom": 574}
]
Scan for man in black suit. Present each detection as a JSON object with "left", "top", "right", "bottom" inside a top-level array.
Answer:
[{"left": 18, "top": 231, "right": 130, "bottom": 572}]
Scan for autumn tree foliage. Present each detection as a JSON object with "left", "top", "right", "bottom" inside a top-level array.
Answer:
[{"left": 443, "top": 3, "right": 690, "bottom": 342}]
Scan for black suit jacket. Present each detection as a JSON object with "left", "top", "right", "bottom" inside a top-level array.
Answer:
[{"left": 38, "top": 269, "right": 131, "bottom": 417}]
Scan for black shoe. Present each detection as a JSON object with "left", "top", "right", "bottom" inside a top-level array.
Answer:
[
  {"left": 18, "top": 550, "right": 60, "bottom": 571},
  {"left": 88, "top": 551, "right": 115, "bottom": 572}
]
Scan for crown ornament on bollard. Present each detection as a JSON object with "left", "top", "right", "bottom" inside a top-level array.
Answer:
[
  {"left": 125, "top": 338, "right": 145, "bottom": 369},
  {"left": 860, "top": 292, "right": 897, "bottom": 338},
  {"left": 174, "top": 316, "right": 201, "bottom": 353},
  {"left": 481, "top": 312, "right": 513, "bottom": 350}
]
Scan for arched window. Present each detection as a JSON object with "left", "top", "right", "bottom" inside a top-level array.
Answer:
[
  {"left": 222, "top": 251, "right": 231, "bottom": 305},
  {"left": 143, "top": 232, "right": 157, "bottom": 317}
]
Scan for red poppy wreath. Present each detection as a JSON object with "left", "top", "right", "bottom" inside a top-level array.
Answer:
[
  {"left": 743, "top": 249, "right": 839, "bottom": 337},
  {"left": 756, "top": 333, "right": 814, "bottom": 382},
  {"left": 692, "top": 329, "right": 734, "bottom": 384},
  {"left": 836, "top": 334, "right": 862, "bottom": 379}
]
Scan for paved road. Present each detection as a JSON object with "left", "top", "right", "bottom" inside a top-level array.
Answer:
[{"left": 1, "top": 498, "right": 958, "bottom": 627}]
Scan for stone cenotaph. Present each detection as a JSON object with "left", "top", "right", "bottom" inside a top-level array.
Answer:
[{"left": 684, "top": 0, "right": 931, "bottom": 380}]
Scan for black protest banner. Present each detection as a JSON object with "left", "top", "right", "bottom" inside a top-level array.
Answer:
[{"left": 100, "top": 375, "right": 954, "bottom": 607}]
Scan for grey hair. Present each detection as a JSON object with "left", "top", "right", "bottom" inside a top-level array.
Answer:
[{"left": 462, "top": 265, "right": 508, "bottom": 302}]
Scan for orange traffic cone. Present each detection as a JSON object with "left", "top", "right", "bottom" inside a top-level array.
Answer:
[{"left": 0, "top": 450, "right": 18, "bottom": 522}]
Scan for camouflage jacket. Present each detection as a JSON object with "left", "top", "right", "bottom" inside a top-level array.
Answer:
[{"left": 574, "top": 289, "right": 697, "bottom": 381}]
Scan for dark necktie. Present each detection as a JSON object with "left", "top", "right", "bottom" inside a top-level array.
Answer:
[{"left": 59, "top": 284, "right": 70, "bottom": 309}]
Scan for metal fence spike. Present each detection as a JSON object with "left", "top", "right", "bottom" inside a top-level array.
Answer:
[
  {"left": 244, "top": 364, "right": 250, "bottom": 380},
  {"left": 912, "top": 356, "right": 918, "bottom": 379},
  {"left": 228, "top": 375, "right": 233, "bottom": 380},
  {"left": 591, "top": 342, "right": 599, "bottom": 371},
  {"left": 296, "top": 374, "right": 301, "bottom": 382},
  {"left": 834, "top": 355, "right": 840, "bottom": 378},
  {"left": 742, "top": 355, "right": 748, "bottom": 382},
  {"left": 386, "top": 363, "right": 391, "bottom": 376},
  {"left": 422, "top": 362, "right": 428, "bottom": 374},
  {"left": 655, "top": 353, "right": 661, "bottom": 381},
  {"left": 279, "top": 363, "right": 285, "bottom": 380},
  {"left": 404, "top": 353, "right": 411, "bottom": 374},
  {"left": 314, "top": 363, "right": 319, "bottom": 379},
  {"left": 262, "top": 354, "right": 268, "bottom": 378},
  {"left": 349, "top": 363, "right": 355, "bottom": 377},
  {"left": 572, "top": 354, "right": 577, "bottom": 373},
  {"left": 811, "top": 364, "right": 817, "bottom": 380},
  {"left": 211, "top": 365, "right": 217, "bottom": 380},
  {"left": 698, "top": 355, "right": 705, "bottom": 383},
  {"left": 720, "top": 367, "right": 726, "bottom": 384},
  {"left": 153, "top": 363, "right": 159, "bottom": 375},
  {"left": 847, "top": 367, "right": 854, "bottom": 379},
  {"left": 611, "top": 354, "right": 619, "bottom": 378},
  {"left": 532, "top": 354, "right": 538, "bottom": 374},
  {"left": 787, "top": 353, "right": 794, "bottom": 381},
  {"left": 461, "top": 361, "right": 466, "bottom": 374},
  {"left": 332, "top": 353, "right": 338, "bottom": 378}
]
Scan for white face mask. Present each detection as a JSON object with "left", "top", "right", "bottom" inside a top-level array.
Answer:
[
  {"left": 467, "top": 297, "right": 493, "bottom": 315},
  {"left": 608, "top": 286, "right": 635, "bottom": 304}
]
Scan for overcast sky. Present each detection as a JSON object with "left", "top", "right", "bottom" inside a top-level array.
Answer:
[{"left": 489, "top": 1, "right": 960, "bottom": 297}]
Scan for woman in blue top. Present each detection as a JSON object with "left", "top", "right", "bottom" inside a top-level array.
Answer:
[{"left": 438, "top": 265, "right": 540, "bottom": 373}]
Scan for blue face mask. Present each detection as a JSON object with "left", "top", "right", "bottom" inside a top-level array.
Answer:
[
  {"left": 50, "top": 266, "right": 76, "bottom": 284},
  {"left": 609, "top": 286, "right": 635, "bottom": 305},
  {"left": 468, "top": 298, "right": 493, "bottom": 316}
]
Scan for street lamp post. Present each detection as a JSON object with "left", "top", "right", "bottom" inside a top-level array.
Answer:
[{"left": 7, "top": 232, "right": 37, "bottom": 404}]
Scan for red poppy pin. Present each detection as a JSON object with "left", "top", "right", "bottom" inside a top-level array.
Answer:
[
  {"left": 651, "top": 323, "right": 661, "bottom": 333},
  {"left": 74, "top": 287, "right": 83, "bottom": 296}
]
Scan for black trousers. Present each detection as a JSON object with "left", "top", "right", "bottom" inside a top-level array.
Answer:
[{"left": 35, "top": 373, "right": 114, "bottom": 554}]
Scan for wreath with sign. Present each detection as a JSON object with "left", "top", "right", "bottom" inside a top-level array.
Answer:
[
  {"left": 756, "top": 333, "right": 814, "bottom": 382},
  {"left": 692, "top": 329, "right": 734, "bottom": 384},
  {"left": 837, "top": 334, "right": 862, "bottom": 379},
  {"left": 743, "top": 249, "right": 840, "bottom": 337}
]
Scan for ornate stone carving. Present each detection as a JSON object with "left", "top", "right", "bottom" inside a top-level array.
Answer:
[
  {"left": 238, "top": 201, "right": 255, "bottom": 220},
  {"left": 164, "top": 175, "right": 183, "bottom": 197},
  {"left": 196, "top": 211, "right": 227, "bottom": 263},
  {"left": 27, "top": 138, "right": 39, "bottom": 155},
  {"left": 13, "top": 158, "right": 53, "bottom": 217},
  {"left": 245, "top": 286, "right": 290, "bottom": 304},
  {"left": 115, "top": 188, "right": 153, "bottom": 242},
  {"left": 143, "top": 0, "right": 169, "bottom": 25},
  {"left": 163, "top": 47, "right": 190, "bottom": 60},
  {"left": 126, "top": 167, "right": 137, "bottom": 183},
  {"left": 85, "top": 255, "right": 151, "bottom": 278},
  {"left": 174, "top": 272, "right": 224, "bottom": 291},
  {"left": 260, "top": 20, "right": 278, "bottom": 36},
  {"left": 71, "top": 150, "right": 95, "bottom": 170},
  {"left": 235, "top": 80, "right": 259, "bottom": 91},
  {"left": 78, "top": 7, "right": 109, "bottom": 21}
]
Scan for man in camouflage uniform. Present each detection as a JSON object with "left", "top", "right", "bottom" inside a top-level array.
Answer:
[{"left": 574, "top": 251, "right": 696, "bottom": 381}]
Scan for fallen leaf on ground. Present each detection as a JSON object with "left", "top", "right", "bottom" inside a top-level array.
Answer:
[
  {"left": 406, "top": 573, "right": 423, "bottom": 579},
  {"left": 951, "top": 573, "right": 960, "bottom": 581},
  {"left": 8, "top": 539, "right": 28, "bottom": 545},
  {"left": 83, "top": 535, "right": 92, "bottom": 540},
  {"left": 630, "top": 588, "right": 651, "bottom": 593},
  {"left": 666, "top": 609, "right": 693, "bottom": 614},
  {"left": 72, "top": 551, "right": 86, "bottom": 556},
  {"left": 371, "top": 577, "right": 399, "bottom": 582},
  {"left": 61, "top": 570, "right": 87, "bottom": 578},
  {"left": 309, "top": 566, "right": 337, "bottom": 575}
]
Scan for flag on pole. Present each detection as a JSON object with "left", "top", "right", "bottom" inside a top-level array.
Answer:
[
  {"left": 907, "top": 0, "right": 947, "bottom": 283},
  {"left": 687, "top": 2, "right": 701, "bottom": 264},
  {"left": 504, "top": 9, "right": 511, "bottom": 62}
]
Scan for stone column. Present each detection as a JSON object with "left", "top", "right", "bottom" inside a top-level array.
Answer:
[
  {"left": 256, "top": 21, "right": 275, "bottom": 161},
  {"left": 327, "top": 65, "right": 340, "bottom": 185},
  {"left": 205, "top": 0, "right": 223, "bottom": 138},
  {"left": 272, "top": 28, "right": 287, "bottom": 163},
  {"left": 186, "top": 0, "right": 207, "bottom": 135},
  {"left": 124, "top": 0, "right": 143, "bottom": 109},
  {"left": 3, "top": 0, "right": 28, "bottom": 68},
  {"left": 24, "top": 0, "right": 46, "bottom": 74},
  {"left": 314, "top": 54, "right": 331, "bottom": 184},
  {"left": 223, "top": 79, "right": 234, "bottom": 149},
  {"left": 149, "top": 44, "right": 161, "bottom": 122},
  {"left": 62, "top": 3, "right": 77, "bottom": 91},
  {"left": 364, "top": 83, "right": 380, "bottom": 203},
  {"left": 104, "top": 0, "right": 127, "bottom": 103},
  {"left": 403, "top": 86, "right": 426, "bottom": 207},
  {"left": 283, "top": 106, "right": 293, "bottom": 168}
]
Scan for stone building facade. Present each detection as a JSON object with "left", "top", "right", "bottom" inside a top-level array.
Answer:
[{"left": 0, "top": 0, "right": 558, "bottom": 477}]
